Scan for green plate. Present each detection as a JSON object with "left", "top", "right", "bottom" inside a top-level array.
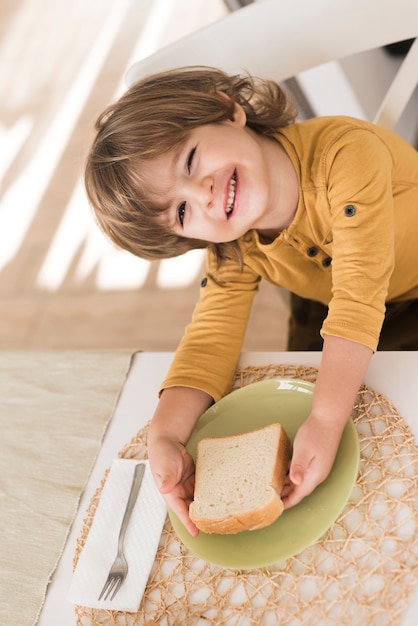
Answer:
[{"left": 169, "top": 378, "right": 360, "bottom": 569}]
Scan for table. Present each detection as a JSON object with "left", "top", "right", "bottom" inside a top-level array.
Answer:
[
  {"left": 0, "top": 351, "right": 134, "bottom": 626},
  {"left": 38, "top": 351, "right": 418, "bottom": 625}
]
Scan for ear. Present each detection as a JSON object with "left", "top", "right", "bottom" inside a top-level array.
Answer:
[{"left": 215, "top": 91, "right": 247, "bottom": 127}]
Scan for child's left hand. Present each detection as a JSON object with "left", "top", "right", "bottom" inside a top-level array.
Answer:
[{"left": 281, "top": 413, "right": 344, "bottom": 509}]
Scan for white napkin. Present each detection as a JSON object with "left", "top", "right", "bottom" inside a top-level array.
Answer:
[{"left": 68, "top": 459, "right": 167, "bottom": 611}]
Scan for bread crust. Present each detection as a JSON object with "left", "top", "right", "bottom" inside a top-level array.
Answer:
[{"left": 189, "top": 423, "right": 291, "bottom": 534}]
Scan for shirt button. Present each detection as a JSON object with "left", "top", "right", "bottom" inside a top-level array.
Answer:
[
  {"left": 307, "top": 246, "right": 318, "bottom": 257},
  {"left": 344, "top": 204, "right": 356, "bottom": 217},
  {"left": 201, "top": 277, "right": 207, "bottom": 287},
  {"left": 322, "top": 257, "right": 332, "bottom": 267}
]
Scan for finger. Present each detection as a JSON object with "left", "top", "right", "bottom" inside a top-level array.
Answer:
[
  {"left": 182, "top": 514, "right": 200, "bottom": 537},
  {"left": 280, "top": 481, "right": 293, "bottom": 498},
  {"left": 282, "top": 485, "right": 306, "bottom": 509},
  {"left": 289, "top": 452, "right": 314, "bottom": 485},
  {"left": 289, "top": 464, "right": 305, "bottom": 485},
  {"left": 156, "top": 473, "right": 177, "bottom": 494},
  {"left": 283, "top": 473, "right": 291, "bottom": 487},
  {"left": 282, "top": 480, "right": 314, "bottom": 508},
  {"left": 167, "top": 496, "right": 199, "bottom": 537},
  {"left": 283, "top": 464, "right": 323, "bottom": 509}
]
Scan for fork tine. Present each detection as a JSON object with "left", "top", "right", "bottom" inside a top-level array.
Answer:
[
  {"left": 98, "top": 580, "right": 109, "bottom": 602},
  {"left": 98, "top": 575, "right": 123, "bottom": 602},
  {"left": 103, "top": 576, "right": 118, "bottom": 601},
  {"left": 109, "top": 576, "right": 123, "bottom": 600},
  {"left": 98, "top": 576, "right": 114, "bottom": 602}
]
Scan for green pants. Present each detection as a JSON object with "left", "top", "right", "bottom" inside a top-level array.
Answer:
[{"left": 287, "top": 294, "right": 418, "bottom": 351}]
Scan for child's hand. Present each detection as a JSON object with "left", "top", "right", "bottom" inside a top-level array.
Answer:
[
  {"left": 148, "top": 435, "right": 199, "bottom": 536},
  {"left": 281, "top": 413, "right": 344, "bottom": 509}
]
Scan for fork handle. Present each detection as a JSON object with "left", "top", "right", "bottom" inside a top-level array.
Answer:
[{"left": 117, "top": 463, "right": 145, "bottom": 551}]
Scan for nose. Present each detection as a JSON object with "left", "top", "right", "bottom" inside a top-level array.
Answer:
[{"left": 188, "top": 175, "right": 214, "bottom": 209}]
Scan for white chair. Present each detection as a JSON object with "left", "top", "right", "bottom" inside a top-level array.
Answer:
[{"left": 126, "top": 0, "right": 418, "bottom": 139}]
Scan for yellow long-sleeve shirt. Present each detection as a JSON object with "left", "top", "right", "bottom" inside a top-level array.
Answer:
[{"left": 162, "top": 116, "right": 418, "bottom": 400}]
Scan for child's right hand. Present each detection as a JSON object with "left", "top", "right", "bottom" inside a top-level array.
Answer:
[
  {"left": 147, "top": 385, "right": 214, "bottom": 537},
  {"left": 148, "top": 434, "right": 199, "bottom": 536}
]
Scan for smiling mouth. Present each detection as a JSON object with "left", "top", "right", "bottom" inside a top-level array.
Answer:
[{"left": 226, "top": 171, "right": 237, "bottom": 218}]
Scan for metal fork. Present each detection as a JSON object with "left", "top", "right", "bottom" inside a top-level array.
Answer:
[{"left": 98, "top": 462, "right": 145, "bottom": 601}]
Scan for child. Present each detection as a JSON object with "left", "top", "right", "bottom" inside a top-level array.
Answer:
[{"left": 85, "top": 67, "right": 418, "bottom": 536}]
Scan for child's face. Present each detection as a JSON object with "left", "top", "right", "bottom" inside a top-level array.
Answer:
[{"left": 140, "top": 102, "right": 289, "bottom": 244}]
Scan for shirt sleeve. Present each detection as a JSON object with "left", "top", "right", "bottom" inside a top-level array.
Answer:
[
  {"left": 160, "top": 248, "right": 261, "bottom": 401},
  {"left": 320, "top": 127, "right": 395, "bottom": 350}
]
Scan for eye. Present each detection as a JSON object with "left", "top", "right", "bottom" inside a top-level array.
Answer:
[
  {"left": 186, "top": 147, "right": 196, "bottom": 173},
  {"left": 177, "top": 201, "right": 186, "bottom": 227}
]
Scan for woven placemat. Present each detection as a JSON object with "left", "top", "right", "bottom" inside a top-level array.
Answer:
[{"left": 73, "top": 364, "right": 418, "bottom": 626}]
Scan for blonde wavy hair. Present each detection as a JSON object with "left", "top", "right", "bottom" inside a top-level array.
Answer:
[{"left": 85, "top": 66, "right": 297, "bottom": 263}]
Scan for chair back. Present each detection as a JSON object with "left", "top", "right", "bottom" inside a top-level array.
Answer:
[{"left": 126, "top": 0, "right": 418, "bottom": 130}]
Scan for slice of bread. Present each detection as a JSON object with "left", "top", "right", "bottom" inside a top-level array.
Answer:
[{"left": 189, "top": 422, "right": 291, "bottom": 534}]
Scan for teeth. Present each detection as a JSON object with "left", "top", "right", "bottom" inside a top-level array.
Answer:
[{"left": 226, "top": 173, "right": 236, "bottom": 215}]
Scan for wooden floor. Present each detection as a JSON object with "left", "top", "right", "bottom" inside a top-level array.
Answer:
[{"left": 0, "top": 0, "right": 290, "bottom": 352}]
